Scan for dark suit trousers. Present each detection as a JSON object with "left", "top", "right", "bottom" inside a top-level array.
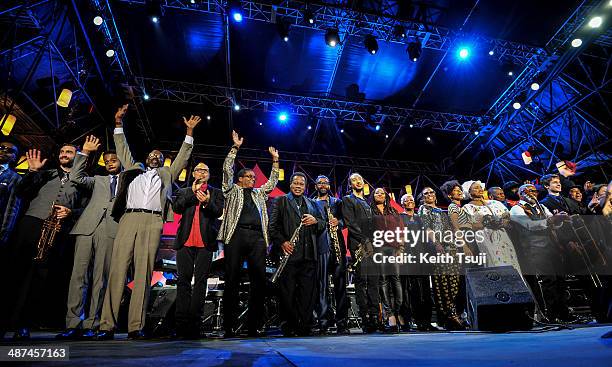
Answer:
[
  {"left": 279, "top": 260, "right": 317, "bottom": 331},
  {"left": 223, "top": 227, "right": 267, "bottom": 333},
  {"left": 175, "top": 245, "right": 213, "bottom": 334},
  {"left": 354, "top": 255, "right": 381, "bottom": 317},
  {"left": 315, "top": 252, "right": 349, "bottom": 328}
]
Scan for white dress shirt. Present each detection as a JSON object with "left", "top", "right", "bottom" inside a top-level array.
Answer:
[
  {"left": 509, "top": 200, "right": 553, "bottom": 231},
  {"left": 127, "top": 168, "right": 163, "bottom": 211}
]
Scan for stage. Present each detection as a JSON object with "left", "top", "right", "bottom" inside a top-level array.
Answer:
[{"left": 3, "top": 325, "right": 612, "bottom": 366}]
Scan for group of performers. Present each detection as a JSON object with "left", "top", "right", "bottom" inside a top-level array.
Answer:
[{"left": 0, "top": 105, "right": 611, "bottom": 341}]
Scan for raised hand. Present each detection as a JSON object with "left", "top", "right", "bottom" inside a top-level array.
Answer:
[
  {"left": 26, "top": 149, "right": 48, "bottom": 172},
  {"left": 115, "top": 104, "right": 128, "bottom": 126},
  {"left": 232, "top": 130, "right": 243, "bottom": 148},
  {"left": 269, "top": 146, "right": 279, "bottom": 160},
  {"left": 82, "top": 135, "right": 101, "bottom": 154},
  {"left": 183, "top": 115, "right": 202, "bottom": 129}
]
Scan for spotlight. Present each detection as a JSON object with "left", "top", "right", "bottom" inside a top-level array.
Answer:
[
  {"left": 147, "top": 0, "right": 163, "bottom": 23},
  {"left": 508, "top": 71, "right": 513, "bottom": 76},
  {"left": 191, "top": 0, "right": 195, "bottom": 3},
  {"left": 393, "top": 25, "right": 406, "bottom": 39},
  {"left": 409, "top": 124, "right": 414, "bottom": 128},
  {"left": 588, "top": 16, "right": 602, "bottom": 28},
  {"left": 259, "top": 122, "right": 263, "bottom": 126},
  {"left": 325, "top": 28, "right": 340, "bottom": 47},
  {"left": 474, "top": 131, "right": 479, "bottom": 136},
  {"left": 426, "top": 137, "right": 431, "bottom": 142},
  {"left": 105, "top": 49, "right": 115, "bottom": 57},
  {"left": 143, "top": 93, "right": 150, "bottom": 100},
  {"left": 303, "top": 9, "right": 315, "bottom": 24},
  {"left": 503, "top": 62, "right": 515, "bottom": 77},
  {"left": 278, "top": 112, "right": 288, "bottom": 122},
  {"left": 364, "top": 35, "right": 378, "bottom": 55},
  {"left": 234, "top": 104, "right": 240, "bottom": 111},
  {"left": 407, "top": 41, "right": 422, "bottom": 62},
  {"left": 340, "top": 128, "right": 344, "bottom": 133},
  {"left": 152, "top": 16, "right": 159, "bottom": 23},
  {"left": 488, "top": 50, "right": 494, "bottom": 56},
  {"left": 512, "top": 102, "right": 521, "bottom": 109},
  {"left": 228, "top": 0, "right": 243, "bottom": 23},
  {"left": 206, "top": 115, "right": 211, "bottom": 120},
  {"left": 375, "top": 124, "right": 381, "bottom": 131},
  {"left": 307, "top": 125, "right": 312, "bottom": 130},
  {"left": 571, "top": 38, "right": 582, "bottom": 47},
  {"left": 458, "top": 47, "right": 470, "bottom": 59},
  {"left": 385, "top": 134, "right": 389, "bottom": 139},
  {"left": 531, "top": 73, "right": 544, "bottom": 91},
  {"left": 531, "top": 82, "right": 540, "bottom": 91},
  {"left": 277, "top": 20, "right": 290, "bottom": 42},
  {"left": 93, "top": 16, "right": 103, "bottom": 26}
]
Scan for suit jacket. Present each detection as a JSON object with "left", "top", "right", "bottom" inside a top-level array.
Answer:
[
  {"left": 269, "top": 193, "right": 324, "bottom": 262},
  {"left": 69, "top": 153, "right": 119, "bottom": 238},
  {"left": 342, "top": 193, "right": 374, "bottom": 252},
  {"left": 540, "top": 194, "right": 572, "bottom": 214},
  {"left": 172, "top": 185, "right": 223, "bottom": 251},
  {"left": 314, "top": 196, "right": 346, "bottom": 256},
  {"left": 111, "top": 130, "right": 193, "bottom": 222},
  {"left": 0, "top": 167, "right": 21, "bottom": 245}
]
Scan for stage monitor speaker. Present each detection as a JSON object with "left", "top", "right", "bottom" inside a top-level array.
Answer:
[
  {"left": 145, "top": 285, "right": 177, "bottom": 336},
  {"left": 466, "top": 266, "right": 535, "bottom": 331}
]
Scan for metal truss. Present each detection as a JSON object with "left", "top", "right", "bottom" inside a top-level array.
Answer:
[
  {"left": 117, "top": 0, "right": 545, "bottom": 64},
  {"left": 136, "top": 76, "right": 486, "bottom": 133}
]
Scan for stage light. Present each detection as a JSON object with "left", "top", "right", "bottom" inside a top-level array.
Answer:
[
  {"left": 234, "top": 104, "right": 240, "bottom": 111},
  {"left": 503, "top": 62, "right": 515, "bottom": 77},
  {"left": 488, "top": 50, "right": 494, "bottom": 56},
  {"left": 278, "top": 112, "right": 288, "bottom": 122},
  {"left": 409, "top": 124, "right": 414, "bottom": 128},
  {"left": 190, "top": 0, "right": 195, "bottom": 3},
  {"left": 474, "top": 131, "right": 479, "bottom": 136},
  {"left": 277, "top": 20, "right": 290, "bottom": 42},
  {"left": 106, "top": 49, "right": 115, "bottom": 57},
  {"left": 325, "top": 28, "right": 340, "bottom": 47},
  {"left": 259, "top": 122, "right": 263, "bottom": 126},
  {"left": 407, "top": 41, "right": 422, "bottom": 62},
  {"left": 143, "top": 93, "right": 150, "bottom": 100},
  {"left": 531, "top": 82, "right": 540, "bottom": 91},
  {"left": 458, "top": 47, "right": 469, "bottom": 59},
  {"left": 426, "top": 136, "right": 431, "bottom": 142},
  {"left": 307, "top": 125, "right": 312, "bottom": 130},
  {"left": 152, "top": 16, "right": 159, "bottom": 23},
  {"left": 364, "top": 35, "right": 378, "bottom": 54},
  {"left": 385, "top": 134, "right": 389, "bottom": 139},
  {"left": 340, "top": 128, "right": 344, "bottom": 133},
  {"left": 228, "top": 0, "right": 243, "bottom": 22},
  {"left": 206, "top": 115, "right": 211, "bottom": 120},
  {"left": 571, "top": 38, "right": 582, "bottom": 47},
  {"left": 1, "top": 114, "right": 16, "bottom": 136},
  {"left": 508, "top": 71, "right": 514, "bottom": 76},
  {"left": 513, "top": 102, "right": 521, "bottom": 109},
  {"left": 303, "top": 9, "right": 315, "bottom": 24},
  {"left": 375, "top": 124, "right": 381, "bottom": 131},
  {"left": 393, "top": 25, "right": 406, "bottom": 38},
  {"left": 57, "top": 88, "right": 72, "bottom": 107},
  {"left": 588, "top": 16, "right": 602, "bottom": 28},
  {"left": 148, "top": 0, "right": 163, "bottom": 23},
  {"left": 93, "top": 16, "right": 103, "bottom": 26}
]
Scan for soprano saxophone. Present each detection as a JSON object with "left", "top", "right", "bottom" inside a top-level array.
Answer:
[
  {"left": 271, "top": 222, "right": 304, "bottom": 283},
  {"left": 34, "top": 202, "right": 63, "bottom": 261},
  {"left": 326, "top": 205, "right": 342, "bottom": 264}
]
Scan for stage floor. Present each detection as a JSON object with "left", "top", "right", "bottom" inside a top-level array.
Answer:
[{"left": 2, "top": 325, "right": 612, "bottom": 366}]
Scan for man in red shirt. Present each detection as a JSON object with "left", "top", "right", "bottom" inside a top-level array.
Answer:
[{"left": 172, "top": 163, "right": 223, "bottom": 338}]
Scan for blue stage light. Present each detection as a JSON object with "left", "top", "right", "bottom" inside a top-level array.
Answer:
[
  {"left": 278, "top": 112, "right": 288, "bottom": 122},
  {"left": 143, "top": 93, "right": 150, "bottom": 101},
  {"left": 458, "top": 47, "right": 469, "bottom": 59},
  {"left": 232, "top": 12, "right": 243, "bottom": 22},
  {"left": 375, "top": 124, "right": 381, "bottom": 131},
  {"left": 151, "top": 16, "right": 159, "bottom": 23}
]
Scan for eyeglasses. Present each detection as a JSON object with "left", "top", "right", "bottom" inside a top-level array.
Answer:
[
  {"left": 242, "top": 174, "right": 256, "bottom": 179},
  {"left": 423, "top": 191, "right": 435, "bottom": 195},
  {"left": 0, "top": 145, "right": 17, "bottom": 153},
  {"left": 147, "top": 153, "right": 162, "bottom": 159}
]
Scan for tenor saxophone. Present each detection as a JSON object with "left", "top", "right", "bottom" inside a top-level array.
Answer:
[
  {"left": 326, "top": 205, "right": 342, "bottom": 264},
  {"left": 271, "top": 222, "right": 304, "bottom": 283},
  {"left": 34, "top": 202, "right": 63, "bottom": 261}
]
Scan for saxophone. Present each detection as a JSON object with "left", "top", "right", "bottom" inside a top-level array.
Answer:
[
  {"left": 34, "top": 202, "right": 63, "bottom": 261},
  {"left": 326, "top": 205, "right": 342, "bottom": 264},
  {"left": 348, "top": 245, "right": 365, "bottom": 272},
  {"left": 271, "top": 222, "right": 304, "bottom": 283}
]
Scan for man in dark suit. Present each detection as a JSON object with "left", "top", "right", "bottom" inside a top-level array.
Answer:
[
  {"left": 97, "top": 105, "right": 199, "bottom": 340},
  {"left": 57, "top": 135, "right": 121, "bottom": 340},
  {"left": 172, "top": 162, "right": 223, "bottom": 339},
  {"left": 0, "top": 141, "right": 21, "bottom": 248},
  {"left": 269, "top": 172, "right": 324, "bottom": 336},
  {"left": 313, "top": 175, "right": 349, "bottom": 335}
]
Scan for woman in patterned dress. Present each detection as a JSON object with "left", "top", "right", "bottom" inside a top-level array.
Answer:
[{"left": 461, "top": 180, "right": 522, "bottom": 273}]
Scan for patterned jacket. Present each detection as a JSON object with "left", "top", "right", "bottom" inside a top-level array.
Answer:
[{"left": 217, "top": 147, "right": 279, "bottom": 246}]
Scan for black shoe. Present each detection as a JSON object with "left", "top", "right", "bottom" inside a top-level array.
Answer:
[
  {"left": 96, "top": 330, "right": 115, "bottom": 340},
  {"left": 80, "top": 329, "right": 97, "bottom": 340},
  {"left": 13, "top": 328, "right": 30, "bottom": 340},
  {"left": 56, "top": 328, "right": 82, "bottom": 340},
  {"left": 127, "top": 330, "right": 148, "bottom": 340},
  {"left": 416, "top": 323, "right": 438, "bottom": 332}
]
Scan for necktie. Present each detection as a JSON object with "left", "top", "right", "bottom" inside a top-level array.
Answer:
[{"left": 110, "top": 175, "right": 117, "bottom": 199}]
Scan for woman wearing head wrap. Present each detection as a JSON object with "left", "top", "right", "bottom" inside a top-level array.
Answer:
[{"left": 462, "top": 180, "right": 522, "bottom": 273}]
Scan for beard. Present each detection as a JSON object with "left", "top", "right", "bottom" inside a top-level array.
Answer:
[
  {"left": 60, "top": 158, "right": 73, "bottom": 168},
  {"left": 353, "top": 186, "right": 363, "bottom": 193},
  {"left": 317, "top": 188, "right": 328, "bottom": 196}
]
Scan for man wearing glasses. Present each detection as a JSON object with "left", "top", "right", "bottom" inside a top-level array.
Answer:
[
  {"left": 171, "top": 162, "right": 223, "bottom": 339},
  {"left": 510, "top": 184, "right": 569, "bottom": 322},
  {"left": 0, "top": 141, "right": 21, "bottom": 249},
  {"left": 97, "top": 105, "right": 200, "bottom": 340},
  {"left": 217, "top": 130, "right": 279, "bottom": 338},
  {"left": 313, "top": 175, "right": 350, "bottom": 334}
]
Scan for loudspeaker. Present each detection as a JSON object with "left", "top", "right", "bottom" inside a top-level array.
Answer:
[
  {"left": 145, "top": 285, "right": 177, "bottom": 336},
  {"left": 466, "top": 266, "right": 535, "bottom": 331}
]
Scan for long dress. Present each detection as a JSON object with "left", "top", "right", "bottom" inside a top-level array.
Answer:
[{"left": 463, "top": 200, "right": 522, "bottom": 273}]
